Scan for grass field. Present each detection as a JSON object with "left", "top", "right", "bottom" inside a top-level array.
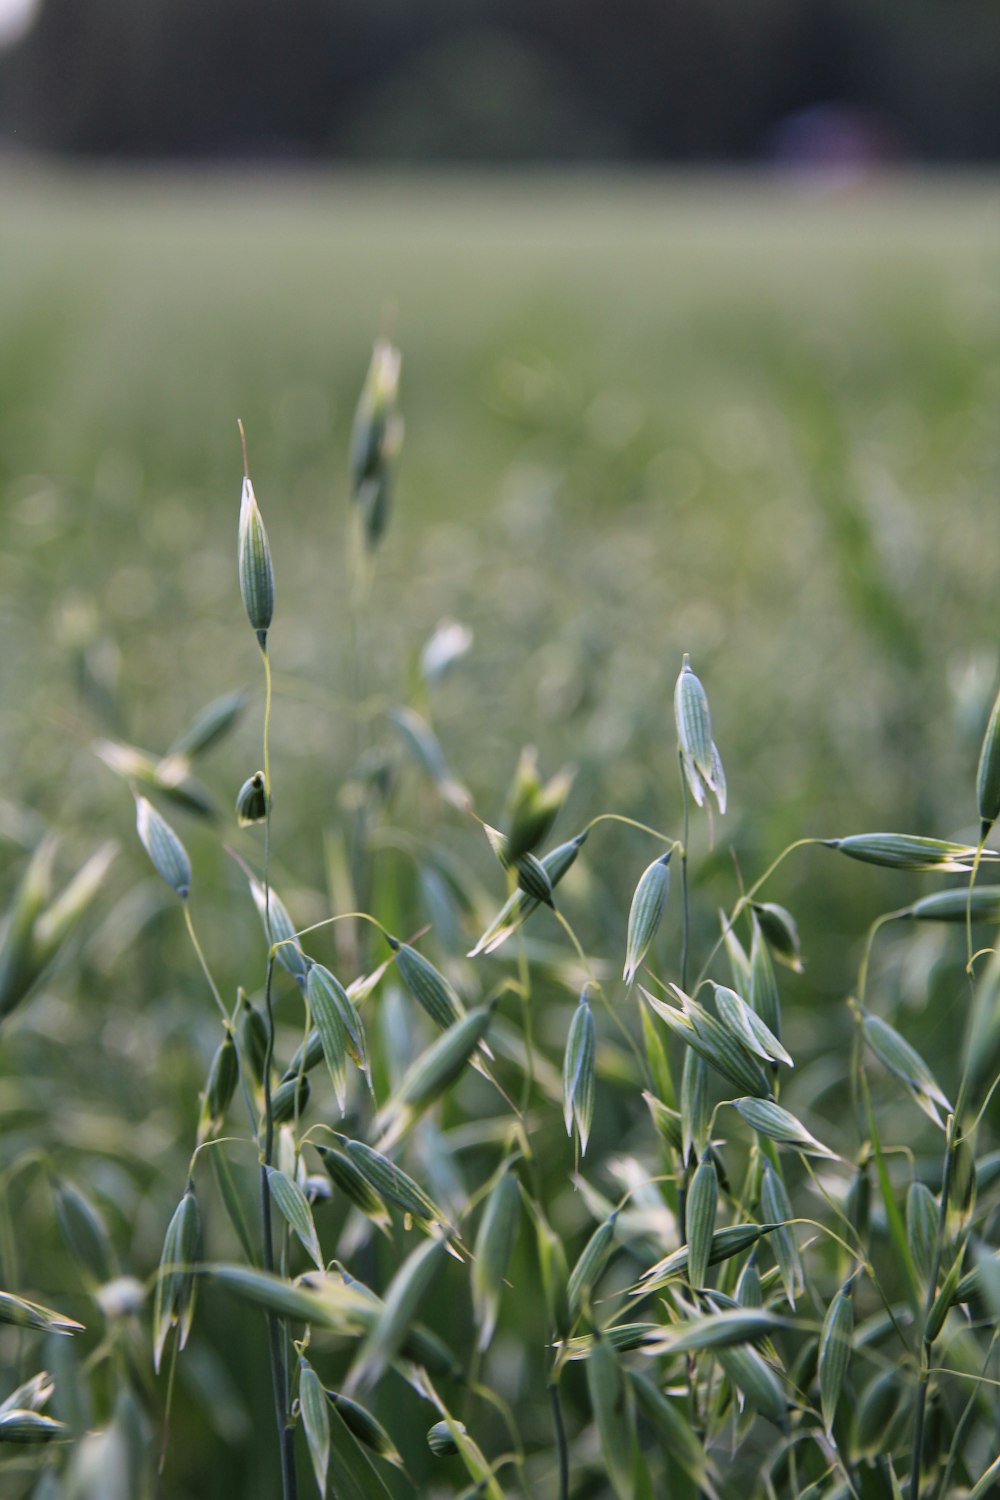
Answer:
[{"left": 1, "top": 168, "right": 1000, "bottom": 1498}]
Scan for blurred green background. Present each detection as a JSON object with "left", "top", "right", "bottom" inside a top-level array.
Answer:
[{"left": 1, "top": 168, "right": 1000, "bottom": 1495}]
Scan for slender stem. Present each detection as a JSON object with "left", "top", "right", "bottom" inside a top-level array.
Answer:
[
  {"left": 693, "top": 837, "right": 824, "bottom": 992},
  {"left": 256, "top": 637, "right": 297, "bottom": 1500},
  {"left": 260, "top": 954, "right": 297, "bottom": 1500},
  {"left": 678, "top": 752, "right": 690, "bottom": 992},
  {"left": 261, "top": 644, "right": 274, "bottom": 804},
  {"left": 183, "top": 907, "right": 228, "bottom": 1022},
  {"left": 547, "top": 1380, "right": 570, "bottom": 1500},
  {"left": 584, "top": 811, "right": 678, "bottom": 846}
]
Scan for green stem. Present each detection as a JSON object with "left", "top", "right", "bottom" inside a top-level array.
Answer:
[
  {"left": 255, "top": 639, "right": 297, "bottom": 1500},
  {"left": 183, "top": 908, "right": 228, "bottom": 1023},
  {"left": 260, "top": 954, "right": 297, "bottom": 1500},
  {"left": 547, "top": 1379, "right": 570, "bottom": 1500},
  {"left": 679, "top": 752, "right": 690, "bottom": 992}
]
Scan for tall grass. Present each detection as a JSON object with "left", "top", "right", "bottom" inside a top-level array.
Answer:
[{"left": 0, "top": 177, "right": 999, "bottom": 1498}]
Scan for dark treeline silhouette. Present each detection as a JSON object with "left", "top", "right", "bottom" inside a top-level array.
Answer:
[{"left": 2, "top": 0, "right": 1000, "bottom": 162}]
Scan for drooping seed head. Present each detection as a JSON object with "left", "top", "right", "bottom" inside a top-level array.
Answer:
[
  {"left": 623, "top": 852, "right": 671, "bottom": 985},
  {"left": 200, "top": 1031, "right": 239, "bottom": 1140},
  {"left": 685, "top": 1158, "right": 719, "bottom": 1289},
  {"left": 53, "top": 1181, "right": 116, "bottom": 1286},
  {"left": 503, "top": 748, "right": 573, "bottom": 864},
  {"left": 152, "top": 1185, "right": 200, "bottom": 1373},
  {"left": 563, "top": 989, "right": 596, "bottom": 1155},
  {"left": 237, "top": 469, "right": 274, "bottom": 648},
  {"left": 135, "top": 795, "right": 191, "bottom": 900},
  {"left": 235, "top": 771, "right": 268, "bottom": 827},
  {"left": 269, "top": 1073, "right": 310, "bottom": 1126},
  {"left": 472, "top": 1168, "right": 521, "bottom": 1350},
  {"left": 426, "top": 1418, "right": 463, "bottom": 1457},
  {"left": 819, "top": 1278, "right": 855, "bottom": 1435},
  {"left": 674, "top": 655, "right": 726, "bottom": 813},
  {"left": 350, "top": 339, "right": 402, "bottom": 494}
]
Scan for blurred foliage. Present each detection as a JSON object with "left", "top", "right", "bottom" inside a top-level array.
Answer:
[
  {"left": 2, "top": 0, "right": 1000, "bottom": 162},
  {"left": 0, "top": 174, "right": 998, "bottom": 1495}
]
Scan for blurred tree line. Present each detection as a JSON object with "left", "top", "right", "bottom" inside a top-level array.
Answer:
[{"left": 1, "top": 0, "right": 999, "bottom": 162}]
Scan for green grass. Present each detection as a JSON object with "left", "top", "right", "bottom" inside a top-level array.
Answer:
[{"left": 1, "top": 168, "right": 1000, "bottom": 1499}]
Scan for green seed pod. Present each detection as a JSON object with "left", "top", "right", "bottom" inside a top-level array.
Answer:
[
  {"left": 563, "top": 990, "right": 596, "bottom": 1155},
  {"left": 642, "top": 985, "right": 772, "bottom": 1101},
  {"left": 427, "top": 1418, "right": 462, "bottom": 1457},
  {"left": 925, "top": 1251, "right": 965, "bottom": 1344},
  {"left": 54, "top": 1182, "right": 116, "bottom": 1286},
  {"left": 503, "top": 748, "right": 573, "bottom": 864},
  {"left": 374, "top": 1004, "right": 495, "bottom": 1151},
  {"left": 568, "top": 1211, "right": 619, "bottom": 1322},
  {"left": 168, "top": 689, "right": 249, "bottom": 759},
  {"left": 949, "top": 1134, "right": 977, "bottom": 1236},
  {"left": 283, "top": 1027, "right": 324, "bottom": 1082},
  {"left": 350, "top": 339, "right": 402, "bottom": 495},
  {"left": 469, "top": 830, "right": 588, "bottom": 957},
  {"left": 977, "top": 683, "right": 1000, "bottom": 836},
  {"left": 749, "top": 912, "right": 782, "bottom": 1038},
  {"left": 642, "top": 1090, "right": 683, "bottom": 1154},
  {"left": 819, "top": 1278, "right": 854, "bottom": 1435},
  {"left": 675, "top": 654, "right": 726, "bottom": 814},
  {"left": 641, "top": 1306, "right": 784, "bottom": 1358},
  {"left": 200, "top": 1031, "right": 238, "bottom": 1141},
  {"left": 859, "top": 1010, "right": 951, "bottom": 1128},
  {"left": 135, "top": 795, "right": 191, "bottom": 899},
  {"left": 826, "top": 833, "right": 988, "bottom": 873},
  {"left": 0, "top": 1291, "right": 82, "bottom": 1336},
  {"left": 847, "top": 1156, "right": 871, "bottom": 1241},
  {"left": 717, "top": 1344, "right": 788, "bottom": 1430},
  {"left": 638, "top": 1222, "right": 781, "bottom": 1294},
  {"left": 736, "top": 1253, "right": 762, "bottom": 1309},
  {"left": 152, "top": 1185, "right": 200, "bottom": 1373},
  {"left": 0, "top": 1371, "right": 54, "bottom": 1416},
  {"left": 327, "top": 1391, "right": 403, "bottom": 1467},
  {"left": 389, "top": 938, "right": 464, "bottom": 1031},
  {"left": 472, "top": 1169, "right": 521, "bottom": 1350},
  {"left": 623, "top": 852, "right": 671, "bottom": 986},
  {"left": 316, "top": 1143, "right": 392, "bottom": 1231},
  {"left": 514, "top": 852, "right": 554, "bottom": 907},
  {"left": 731, "top": 1097, "right": 837, "bottom": 1159},
  {"left": 529, "top": 1199, "right": 570, "bottom": 1338},
  {"left": 298, "top": 1357, "right": 330, "bottom": 1496},
  {"left": 0, "top": 1410, "right": 67, "bottom": 1444},
  {"left": 248, "top": 875, "right": 309, "bottom": 983},
  {"left": 713, "top": 983, "right": 791, "bottom": 1067},
  {"left": 267, "top": 1167, "right": 322, "bottom": 1269},
  {"left": 686, "top": 1159, "right": 718, "bottom": 1289},
  {"left": 270, "top": 1074, "right": 310, "bottom": 1126},
  {"left": 348, "top": 1235, "right": 448, "bottom": 1393},
  {"left": 751, "top": 901, "right": 803, "bottom": 972},
  {"left": 235, "top": 771, "right": 267, "bottom": 827},
  {"left": 852, "top": 1368, "right": 905, "bottom": 1458},
  {"left": 0, "top": 837, "right": 56, "bottom": 1022},
  {"left": 331, "top": 1135, "right": 451, "bottom": 1232},
  {"left": 238, "top": 472, "right": 274, "bottom": 647},
  {"left": 307, "top": 962, "right": 369, "bottom": 1105},
  {"left": 681, "top": 1050, "right": 709, "bottom": 1167},
  {"left": 238, "top": 994, "right": 269, "bottom": 1087},
  {"left": 760, "top": 1163, "right": 801, "bottom": 1308},
  {"left": 906, "top": 1182, "right": 938, "bottom": 1288},
  {"left": 906, "top": 886, "right": 1000, "bottom": 923}
]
